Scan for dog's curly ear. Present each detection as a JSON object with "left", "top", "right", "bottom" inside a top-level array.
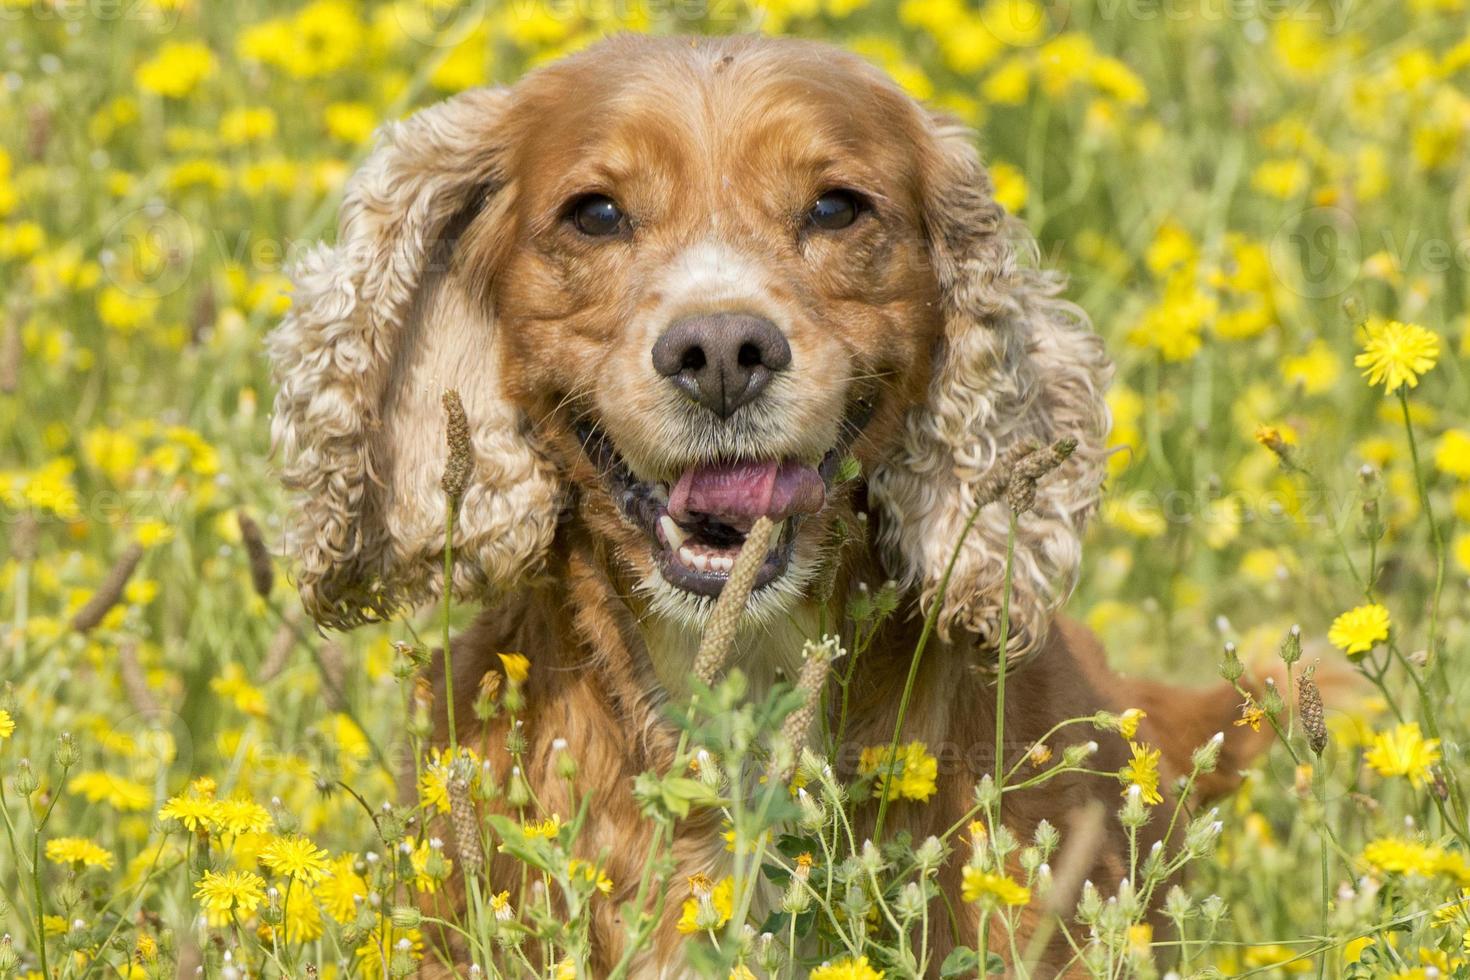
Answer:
[
  {"left": 267, "top": 88, "right": 561, "bottom": 630},
  {"left": 869, "top": 116, "right": 1112, "bottom": 664}
]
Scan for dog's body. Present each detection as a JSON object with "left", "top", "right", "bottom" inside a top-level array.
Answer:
[{"left": 268, "top": 33, "right": 1262, "bottom": 975}]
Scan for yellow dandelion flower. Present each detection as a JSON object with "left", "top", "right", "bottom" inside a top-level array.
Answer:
[
  {"left": 676, "top": 875, "right": 734, "bottom": 934},
  {"left": 1362, "top": 837, "right": 1444, "bottom": 877},
  {"left": 45, "top": 837, "right": 115, "bottom": 870},
  {"left": 961, "top": 867, "right": 1031, "bottom": 908},
  {"left": 1365, "top": 723, "right": 1441, "bottom": 788},
  {"left": 1329, "top": 603, "right": 1391, "bottom": 655},
  {"left": 857, "top": 741, "right": 938, "bottom": 802},
  {"left": 1435, "top": 429, "right": 1470, "bottom": 480},
  {"left": 69, "top": 771, "right": 153, "bottom": 812},
  {"left": 1119, "top": 741, "right": 1163, "bottom": 805},
  {"left": 1235, "top": 696, "right": 1266, "bottom": 733},
  {"left": 135, "top": 41, "right": 216, "bottom": 99},
  {"left": 213, "top": 798, "right": 272, "bottom": 836},
  {"left": 1119, "top": 708, "right": 1146, "bottom": 739},
  {"left": 159, "top": 793, "right": 218, "bottom": 832},
  {"left": 1355, "top": 319, "right": 1440, "bottom": 394},
  {"left": 194, "top": 869, "right": 266, "bottom": 916},
  {"left": 0, "top": 709, "right": 14, "bottom": 740},
  {"left": 259, "top": 835, "right": 331, "bottom": 883},
  {"left": 315, "top": 854, "right": 368, "bottom": 924},
  {"left": 522, "top": 814, "right": 562, "bottom": 839},
  {"left": 498, "top": 652, "right": 531, "bottom": 684},
  {"left": 809, "top": 956, "right": 885, "bottom": 980}
]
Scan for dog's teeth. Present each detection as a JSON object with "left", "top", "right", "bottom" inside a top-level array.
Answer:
[
  {"left": 692, "top": 552, "right": 710, "bottom": 572},
  {"left": 678, "top": 546, "right": 697, "bottom": 569},
  {"left": 710, "top": 555, "right": 733, "bottom": 574},
  {"left": 659, "top": 515, "right": 687, "bottom": 551}
]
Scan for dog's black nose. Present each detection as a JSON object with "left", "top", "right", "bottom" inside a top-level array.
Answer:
[{"left": 651, "top": 313, "right": 791, "bottom": 419}]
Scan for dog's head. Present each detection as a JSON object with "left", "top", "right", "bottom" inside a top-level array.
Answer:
[{"left": 269, "top": 34, "right": 1110, "bottom": 661}]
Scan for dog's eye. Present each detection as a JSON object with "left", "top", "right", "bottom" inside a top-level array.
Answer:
[
  {"left": 807, "top": 190, "right": 865, "bottom": 231},
  {"left": 569, "top": 194, "right": 626, "bottom": 237}
]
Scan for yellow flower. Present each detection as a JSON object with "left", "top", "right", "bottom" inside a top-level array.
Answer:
[
  {"left": 1119, "top": 741, "right": 1163, "bottom": 805},
  {"left": 45, "top": 837, "right": 115, "bottom": 870},
  {"left": 1362, "top": 837, "right": 1448, "bottom": 877},
  {"left": 410, "top": 839, "right": 452, "bottom": 893},
  {"left": 194, "top": 869, "right": 266, "bottom": 917},
  {"left": 988, "top": 160, "right": 1028, "bottom": 213},
  {"left": 1355, "top": 320, "right": 1440, "bottom": 394},
  {"left": 676, "top": 874, "right": 734, "bottom": 934},
  {"left": 523, "top": 814, "right": 562, "bottom": 839},
  {"left": 0, "top": 709, "right": 13, "bottom": 740},
  {"left": 276, "top": 880, "right": 324, "bottom": 942},
  {"left": 498, "top": 652, "right": 531, "bottom": 683},
  {"left": 135, "top": 41, "right": 216, "bottom": 98},
  {"left": 324, "top": 102, "right": 378, "bottom": 144},
  {"left": 809, "top": 956, "right": 885, "bottom": 980},
  {"left": 1435, "top": 429, "right": 1470, "bottom": 480},
  {"left": 1251, "top": 158, "right": 1311, "bottom": 198},
  {"left": 1328, "top": 603, "right": 1390, "bottom": 655},
  {"left": 1282, "top": 340, "right": 1341, "bottom": 395},
  {"left": 961, "top": 867, "right": 1031, "bottom": 907},
  {"left": 69, "top": 771, "right": 153, "bottom": 812},
  {"left": 1235, "top": 696, "right": 1266, "bottom": 733},
  {"left": 1119, "top": 708, "right": 1146, "bottom": 739},
  {"left": 315, "top": 854, "right": 369, "bottom": 923},
  {"left": 1365, "top": 723, "right": 1441, "bottom": 788},
  {"left": 159, "top": 792, "right": 218, "bottom": 833},
  {"left": 259, "top": 835, "right": 331, "bottom": 883},
  {"left": 858, "top": 740, "right": 938, "bottom": 802},
  {"left": 213, "top": 798, "right": 272, "bottom": 836}
]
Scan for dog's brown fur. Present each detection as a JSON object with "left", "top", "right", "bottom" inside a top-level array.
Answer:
[{"left": 269, "top": 33, "right": 1268, "bottom": 976}]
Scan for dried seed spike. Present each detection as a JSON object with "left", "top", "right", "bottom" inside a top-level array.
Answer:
[
  {"left": 71, "top": 542, "right": 144, "bottom": 634},
  {"left": 237, "top": 510, "right": 275, "bottom": 599},
  {"left": 1006, "top": 438, "right": 1077, "bottom": 514},
  {"left": 1298, "top": 667, "right": 1328, "bottom": 757},
  {"left": 769, "top": 636, "right": 843, "bottom": 784},
  {"left": 447, "top": 756, "right": 485, "bottom": 880},
  {"left": 440, "top": 389, "right": 472, "bottom": 502},
  {"left": 693, "top": 516, "right": 775, "bottom": 686}
]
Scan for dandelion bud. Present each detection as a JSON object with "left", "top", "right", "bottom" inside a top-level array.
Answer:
[
  {"left": 1033, "top": 819, "right": 1059, "bottom": 859},
  {"left": 796, "top": 787, "right": 824, "bottom": 831},
  {"left": 1219, "top": 642, "right": 1244, "bottom": 682},
  {"left": 1200, "top": 894, "right": 1226, "bottom": 927},
  {"left": 1164, "top": 885, "right": 1194, "bottom": 922},
  {"left": 504, "top": 721, "right": 527, "bottom": 757},
  {"left": 915, "top": 835, "right": 944, "bottom": 869},
  {"left": 553, "top": 739, "right": 577, "bottom": 781},
  {"left": 269, "top": 797, "right": 300, "bottom": 836},
  {"left": 895, "top": 881, "right": 925, "bottom": 920},
  {"left": 1019, "top": 845, "right": 1042, "bottom": 877},
  {"left": 389, "top": 939, "right": 415, "bottom": 978},
  {"left": 842, "top": 880, "right": 871, "bottom": 925},
  {"left": 780, "top": 879, "right": 810, "bottom": 915},
  {"left": 54, "top": 732, "right": 79, "bottom": 769},
  {"left": 14, "top": 758, "right": 38, "bottom": 796},
  {"left": 1076, "top": 879, "right": 1102, "bottom": 921},
  {"left": 1191, "top": 732, "right": 1224, "bottom": 774},
  {"left": 757, "top": 932, "right": 784, "bottom": 974},
  {"left": 972, "top": 774, "right": 1000, "bottom": 809},
  {"left": 1298, "top": 669, "right": 1328, "bottom": 756},
  {"left": 1261, "top": 679, "right": 1284, "bottom": 717},
  {"left": 260, "top": 888, "right": 283, "bottom": 926},
  {"left": 0, "top": 935, "right": 20, "bottom": 974},
  {"left": 390, "top": 906, "right": 422, "bottom": 929},
  {"left": 1280, "top": 624, "right": 1302, "bottom": 666},
  {"left": 1120, "top": 784, "right": 1149, "bottom": 829},
  {"left": 859, "top": 839, "right": 884, "bottom": 874},
  {"left": 1062, "top": 741, "right": 1098, "bottom": 767},
  {"left": 1140, "top": 840, "right": 1165, "bottom": 882},
  {"left": 505, "top": 767, "right": 531, "bottom": 808}
]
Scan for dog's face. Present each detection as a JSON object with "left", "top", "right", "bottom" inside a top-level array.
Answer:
[
  {"left": 476, "top": 40, "right": 942, "bottom": 617},
  {"left": 270, "top": 34, "right": 1110, "bottom": 662}
]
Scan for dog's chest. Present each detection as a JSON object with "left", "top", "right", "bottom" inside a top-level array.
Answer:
[{"left": 638, "top": 602, "right": 823, "bottom": 704}]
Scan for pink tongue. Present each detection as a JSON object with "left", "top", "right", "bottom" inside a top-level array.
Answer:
[{"left": 668, "top": 460, "right": 825, "bottom": 527}]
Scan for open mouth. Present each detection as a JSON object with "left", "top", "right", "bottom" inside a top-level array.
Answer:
[{"left": 576, "top": 397, "right": 875, "bottom": 598}]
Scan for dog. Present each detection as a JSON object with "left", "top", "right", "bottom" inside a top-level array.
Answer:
[{"left": 268, "top": 33, "right": 1265, "bottom": 976}]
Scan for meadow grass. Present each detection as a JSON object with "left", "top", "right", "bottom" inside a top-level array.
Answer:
[{"left": 2, "top": 0, "right": 1470, "bottom": 976}]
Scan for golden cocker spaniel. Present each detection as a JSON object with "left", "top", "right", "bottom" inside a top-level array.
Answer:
[{"left": 268, "top": 33, "right": 1262, "bottom": 976}]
